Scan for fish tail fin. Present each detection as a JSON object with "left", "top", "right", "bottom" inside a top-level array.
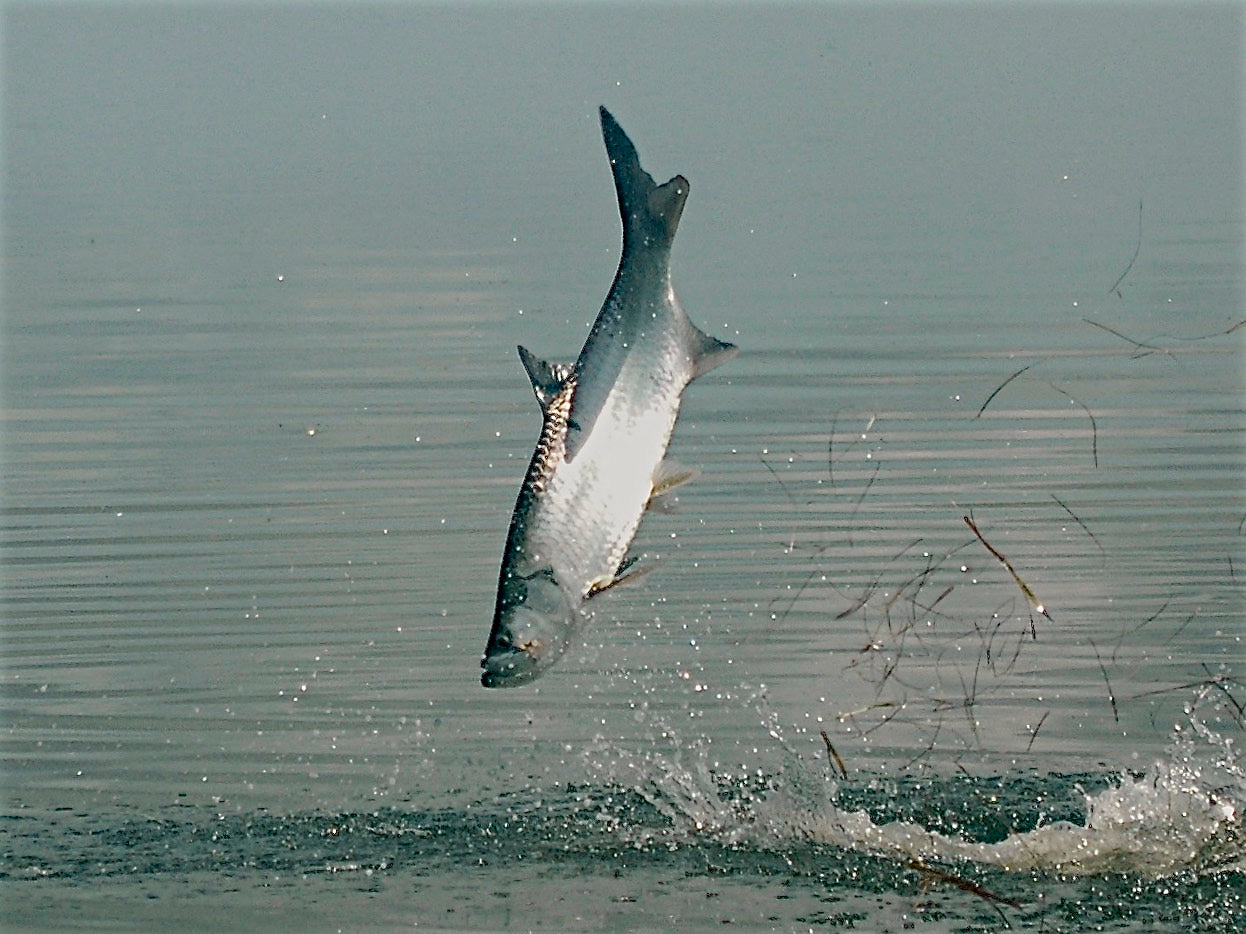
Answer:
[{"left": 600, "top": 106, "right": 688, "bottom": 250}]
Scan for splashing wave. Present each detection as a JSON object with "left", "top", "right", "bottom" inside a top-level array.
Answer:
[{"left": 587, "top": 684, "right": 1243, "bottom": 880}]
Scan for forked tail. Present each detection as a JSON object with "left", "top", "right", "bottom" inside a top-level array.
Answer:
[{"left": 600, "top": 106, "right": 689, "bottom": 253}]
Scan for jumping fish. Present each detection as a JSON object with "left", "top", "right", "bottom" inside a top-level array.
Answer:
[{"left": 480, "top": 107, "right": 737, "bottom": 688}]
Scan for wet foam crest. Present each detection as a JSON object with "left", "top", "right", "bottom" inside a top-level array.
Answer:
[{"left": 587, "top": 684, "right": 1244, "bottom": 880}]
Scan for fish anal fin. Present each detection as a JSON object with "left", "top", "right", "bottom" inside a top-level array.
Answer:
[{"left": 647, "top": 461, "right": 700, "bottom": 513}]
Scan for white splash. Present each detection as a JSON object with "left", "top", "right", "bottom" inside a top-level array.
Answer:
[{"left": 587, "top": 684, "right": 1244, "bottom": 880}]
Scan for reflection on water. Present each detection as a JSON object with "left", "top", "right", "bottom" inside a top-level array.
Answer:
[{"left": 4, "top": 225, "right": 1242, "bottom": 928}]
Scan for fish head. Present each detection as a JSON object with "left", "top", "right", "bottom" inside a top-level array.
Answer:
[{"left": 481, "top": 567, "right": 580, "bottom": 688}]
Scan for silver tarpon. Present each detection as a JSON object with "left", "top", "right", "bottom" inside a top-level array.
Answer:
[{"left": 480, "top": 107, "right": 737, "bottom": 688}]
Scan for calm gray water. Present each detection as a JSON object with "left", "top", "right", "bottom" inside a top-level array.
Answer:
[{"left": 3, "top": 4, "right": 1243, "bottom": 931}]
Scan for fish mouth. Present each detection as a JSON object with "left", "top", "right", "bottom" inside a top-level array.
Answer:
[{"left": 480, "top": 645, "right": 544, "bottom": 688}]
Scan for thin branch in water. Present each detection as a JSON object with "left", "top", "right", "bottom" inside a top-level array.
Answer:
[
  {"left": 976, "top": 364, "right": 1034, "bottom": 418},
  {"left": 1048, "top": 383, "right": 1099, "bottom": 468},
  {"left": 820, "top": 729, "right": 849, "bottom": 780},
  {"left": 1111, "top": 598, "right": 1170, "bottom": 663},
  {"left": 862, "top": 702, "right": 906, "bottom": 738},
  {"left": 826, "top": 414, "right": 838, "bottom": 489},
  {"left": 845, "top": 460, "right": 882, "bottom": 547},
  {"left": 901, "top": 713, "right": 944, "bottom": 770},
  {"left": 927, "top": 584, "right": 955, "bottom": 612},
  {"left": 1163, "top": 610, "right": 1199, "bottom": 645},
  {"left": 883, "top": 561, "right": 939, "bottom": 613},
  {"left": 963, "top": 515, "right": 1052, "bottom": 622},
  {"left": 1083, "top": 317, "right": 1174, "bottom": 361},
  {"left": 758, "top": 453, "right": 799, "bottom": 553},
  {"left": 1025, "top": 710, "right": 1050, "bottom": 754},
  {"left": 767, "top": 563, "right": 827, "bottom": 630},
  {"left": 958, "top": 657, "right": 983, "bottom": 744},
  {"left": 1108, "top": 199, "right": 1143, "bottom": 297},
  {"left": 907, "top": 860, "right": 1023, "bottom": 913},
  {"left": 1200, "top": 673, "right": 1245, "bottom": 726},
  {"left": 1127, "top": 672, "right": 1243, "bottom": 709},
  {"left": 836, "top": 537, "right": 923, "bottom": 620},
  {"left": 1088, "top": 638, "right": 1119, "bottom": 723},
  {"left": 1049, "top": 493, "right": 1105, "bottom": 564},
  {"left": 1157, "top": 317, "right": 1246, "bottom": 342}
]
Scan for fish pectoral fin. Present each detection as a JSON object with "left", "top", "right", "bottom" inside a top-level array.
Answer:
[
  {"left": 517, "top": 345, "right": 573, "bottom": 411},
  {"left": 647, "top": 462, "right": 700, "bottom": 513},
  {"left": 585, "top": 556, "right": 659, "bottom": 599},
  {"left": 651, "top": 461, "right": 701, "bottom": 496},
  {"left": 688, "top": 327, "right": 739, "bottom": 380}
]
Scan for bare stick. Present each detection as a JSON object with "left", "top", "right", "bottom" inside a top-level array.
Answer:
[
  {"left": 820, "top": 729, "right": 849, "bottom": 780},
  {"left": 836, "top": 537, "right": 923, "bottom": 620},
  {"left": 845, "top": 460, "right": 881, "bottom": 547},
  {"left": 758, "top": 454, "right": 799, "bottom": 553},
  {"left": 1163, "top": 610, "right": 1198, "bottom": 645},
  {"left": 1158, "top": 317, "right": 1246, "bottom": 342},
  {"left": 1108, "top": 199, "right": 1143, "bottom": 297},
  {"left": 1111, "top": 598, "right": 1170, "bottom": 663},
  {"left": 1048, "top": 383, "right": 1099, "bottom": 468},
  {"left": 1083, "top": 318, "right": 1173, "bottom": 361},
  {"left": 1049, "top": 493, "right": 1105, "bottom": 563},
  {"left": 907, "top": 860, "right": 1023, "bottom": 912},
  {"left": 976, "top": 365, "right": 1034, "bottom": 418},
  {"left": 1024, "top": 710, "right": 1050, "bottom": 754},
  {"left": 1088, "top": 638, "right": 1119, "bottom": 723},
  {"left": 963, "top": 515, "right": 1052, "bottom": 622},
  {"left": 826, "top": 415, "right": 838, "bottom": 489}
]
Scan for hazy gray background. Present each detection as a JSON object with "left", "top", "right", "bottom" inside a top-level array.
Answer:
[{"left": 7, "top": 4, "right": 1240, "bottom": 297}]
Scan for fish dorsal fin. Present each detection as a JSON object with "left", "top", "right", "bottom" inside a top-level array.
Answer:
[
  {"left": 517, "top": 345, "right": 573, "bottom": 410},
  {"left": 600, "top": 106, "right": 688, "bottom": 252}
]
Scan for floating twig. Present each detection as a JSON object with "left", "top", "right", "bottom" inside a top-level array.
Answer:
[
  {"left": 1200, "top": 665, "right": 1245, "bottom": 724},
  {"left": 1162, "top": 610, "right": 1199, "bottom": 645},
  {"left": 845, "top": 460, "right": 881, "bottom": 548},
  {"left": 1048, "top": 383, "right": 1099, "bottom": 468},
  {"left": 963, "top": 515, "right": 1052, "bottom": 624},
  {"left": 820, "top": 729, "right": 849, "bottom": 780},
  {"left": 908, "top": 860, "right": 1023, "bottom": 912},
  {"left": 1127, "top": 673, "right": 1244, "bottom": 720},
  {"left": 927, "top": 584, "right": 955, "bottom": 611},
  {"left": 1024, "top": 710, "right": 1050, "bottom": 754},
  {"left": 1049, "top": 493, "right": 1105, "bottom": 563},
  {"left": 1088, "top": 638, "right": 1119, "bottom": 723},
  {"left": 976, "top": 364, "right": 1034, "bottom": 418},
  {"left": 826, "top": 415, "right": 838, "bottom": 489},
  {"left": 1157, "top": 317, "right": 1246, "bottom": 342},
  {"left": 758, "top": 453, "right": 800, "bottom": 553},
  {"left": 1108, "top": 199, "right": 1143, "bottom": 297},
  {"left": 835, "top": 536, "right": 923, "bottom": 619},
  {"left": 1083, "top": 318, "right": 1173, "bottom": 361}
]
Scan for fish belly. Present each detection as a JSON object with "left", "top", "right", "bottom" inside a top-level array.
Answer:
[{"left": 538, "top": 383, "right": 680, "bottom": 596}]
